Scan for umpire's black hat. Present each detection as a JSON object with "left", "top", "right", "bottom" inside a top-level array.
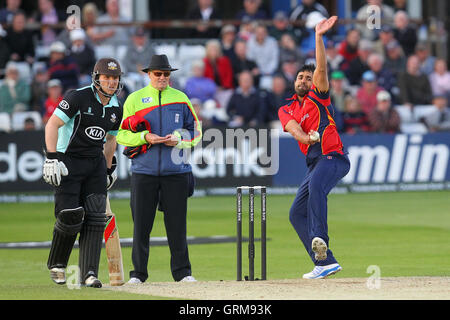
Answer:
[{"left": 141, "top": 54, "right": 178, "bottom": 73}]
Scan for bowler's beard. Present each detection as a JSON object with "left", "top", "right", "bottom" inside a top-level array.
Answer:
[{"left": 295, "top": 86, "right": 309, "bottom": 98}]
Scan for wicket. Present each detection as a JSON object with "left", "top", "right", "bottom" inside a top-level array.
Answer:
[{"left": 236, "top": 186, "right": 267, "bottom": 281}]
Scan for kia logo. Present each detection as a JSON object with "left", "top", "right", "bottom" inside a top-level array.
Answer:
[{"left": 85, "top": 126, "right": 105, "bottom": 140}]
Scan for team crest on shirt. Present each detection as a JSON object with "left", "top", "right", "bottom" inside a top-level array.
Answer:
[
  {"left": 59, "top": 100, "right": 70, "bottom": 110},
  {"left": 300, "top": 113, "right": 309, "bottom": 125},
  {"left": 142, "top": 97, "right": 152, "bottom": 103},
  {"left": 83, "top": 107, "right": 94, "bottom": 115},
  {"left": 110, "top": 113, "right": 117, "bottom": 123}
]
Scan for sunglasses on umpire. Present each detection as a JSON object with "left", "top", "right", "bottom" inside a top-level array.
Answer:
[{"left": 152, "top": 71, "right": 171, "bottom": 77}]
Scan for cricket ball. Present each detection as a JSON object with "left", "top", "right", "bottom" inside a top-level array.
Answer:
[{"left": 309, "top": 131, "right": 320, "bottom": 142}]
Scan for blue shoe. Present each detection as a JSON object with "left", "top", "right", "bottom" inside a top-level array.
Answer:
[{"left": 302, "top": 263, "right": 342, "bottom": 279}]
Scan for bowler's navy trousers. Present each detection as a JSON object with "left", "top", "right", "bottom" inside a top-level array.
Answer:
[{"left": 289, "top": 153, "right": 350, "bottom": 266}]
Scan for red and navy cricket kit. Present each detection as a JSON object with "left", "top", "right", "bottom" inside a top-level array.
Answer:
[{"left": 278, "top": 85, "right": 350, "bottom": 266}]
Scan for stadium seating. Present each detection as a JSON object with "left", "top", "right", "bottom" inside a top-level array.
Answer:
[
  {"left": 400, "top": 122, "right": 428, "bottom": 134},
  {"left": 11, "top": 111, "right": 43, "bottom": 131},
  {"left": 0, "top": 113, "right": 11, "bottom": 133}
]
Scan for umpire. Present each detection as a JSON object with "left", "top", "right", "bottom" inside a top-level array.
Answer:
[
  {"left": 117, "top": 54, "right": 202, "bottom": 283},
  {"left": 43, "top": 58, "right": 123, "bottom": 288}
]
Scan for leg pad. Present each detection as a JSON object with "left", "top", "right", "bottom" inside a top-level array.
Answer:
[{"left": 47, "top": 207, "right": 85, "bottom": 269}]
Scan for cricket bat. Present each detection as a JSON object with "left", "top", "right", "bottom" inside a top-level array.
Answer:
[{"left": 104, "top": 196, "right": 125, "bottom": 286}]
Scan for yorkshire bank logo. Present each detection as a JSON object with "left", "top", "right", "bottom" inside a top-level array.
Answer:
[{"left": 344, "top": 134, "right": 449, "bottom": 184}]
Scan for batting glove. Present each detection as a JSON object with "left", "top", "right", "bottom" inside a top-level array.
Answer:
[
  {"left": 106, "top": 156, "right": 117, "bottom": 190},
  {"left": 42, "top": 152, "right": 68, "bottom": 187}
]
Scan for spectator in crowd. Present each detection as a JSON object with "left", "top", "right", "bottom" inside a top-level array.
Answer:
[
  {"left": 429, "top": 58, "right": 450, "bottom": 99},
  {"left": 93, "top": 0, "right": 132, "bottom": 46},
  {"left": 262, "top": 74, "right": 291, "bottom": 124},
  {"left": 230, "top": 39, "right": 259, "bottom": 88},
  {"left": 415, "top": 43, "right": 436, "bottom": 75},
  {"left": 0, "top": 61, "right": 31, "bottom": 113},
  {"left": 235, "top": 0, "right": 267, "bottom": 21},
  {"left": 367, "top": 53, "right": 396, "bottom": 94},
  {"left": 42, "top": 78, "right": 63, "bottom": 124},
  {"left": 420, "top": 95, "right": 450, "bottom": 132},
  {"left": 30, "top": 65, "right": 48, "bottom": 113},
  {"left": 398, "top": 55, "right": 433, "bottom": 107},
  {"left": 393, "top": 0, "right": 407, "bottom": 12},
  {"left": 47, "top": 41, "right": 79, "bottom": 92},
  {"left": 356, "top": 70, "right": 383, "bottom": 115},
  {"left": 330, "top": 70, "right": 351, "bottom": 112},
  {"left": 268, "top": 10, "right": 296, "bottom": 41},
  {"left": 186, "top": 0, "right": 221, "bottom": 38},
  {"left": 184, "top": 59, "right": 217, "bottom": 103},
  {"left": 356, "top": 0, "right": 395, "bottom": 40},
  {"left": 342, "top": 96, "right": 371, "bottom": 134},
  {"left": 373, "top": 25, "right": 396, "bottom": 58},
  {"left": 236, "top": 16, "right": 256, "bottom": 41},
  {"left": 278, "top": 33, "right": 304, "bottom": 66},
  {"left": 0, "top": 25, "right": 10, "bottom": 71},
  {"left": 189, "top": 98, "right": 203, "bottom": 122},
  {"left": 32, "top": 0, "right": 66, "bottom": 46},
  {"left": 23, "top": 117, "right": 36, "bottom": 131},
  {"left": 203, "top": 39, "right": 234, "bottom": 90},
  {"left": 278, "top": 59, "right": 299, "bottom": 93},
  {"left": 0, "top": 0, "right": 22, "bottom": 25},
  {"left": 246, "top": 23, "right": 279, "bottom": 88},
  {"left": 82, "top": 2, "right": 106, "bottom": 44},
  {"left": 220, "top": 24, "right": 236, "bottom": 61},
  {"left": 368, "top": 90, "right": 400, "bottom": 133},
  {"left": 69, "top": 28, "right": 96, "bottom": 86},
  {"left": 56, "top": 14, "right": 93, "bottom": 49},
  {"left": 123, "top": 27, "right": 155, "bottom": 74},
  {"left": 338, "top": 29, "right": 360, "bottom": 71},
  {"left": 5, "top": 11, "right": 34, "bottom": 64},
  {"left": 289, "top": 0, "right": 329, "bottom": 22},
  {"left": 393, "top": 11, "right": 417, "bottom": 57},
  {"left": 326, "top": 40, "right": 344, "bottom": 72},
  {"left": 289, "top": 0, "right": 328, "bottom": 41},
  {"left": 384, "top": 40, "right": 406, "bottom": 77},
  {"left": 300, "top": 11, "right": 328, "bottom": 57},
  {"left": 190, "top": 97, "right": 215, "bottom": 127},
  {"left": 56, "top": 15, "right": 77, "bottom": 48},
  {"left": 227, "top": 71, "right": 262, "bottom": 127},
  {"left": 345, "top": 39, "right": 373, "bottom": 85}
]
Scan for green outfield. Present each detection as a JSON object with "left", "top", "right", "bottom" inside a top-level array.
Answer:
[{"left": 0, "top": 190, "right": 449, "bottom": 300}]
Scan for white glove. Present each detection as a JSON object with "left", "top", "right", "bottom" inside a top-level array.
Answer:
[
  {"left": 106, "top": 155, "right": 117, "bottom": 190},
  {"left": 106, "top": 170, "right": 117, "bottom": 190},
  {"left": 42, "top": 153, "right": 68, "bottom": 187}
]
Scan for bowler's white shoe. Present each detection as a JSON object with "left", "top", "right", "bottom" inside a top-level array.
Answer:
[
  {"left": 180, "top": 276, "right": 197, "bottom": 282},
  {"left": 50, "top": 267, "right": 66, "bottom": 285},
  {"left": 302, "top": 263, "right": 342, "bottom": 279},
  {"left": 127, "top": 277, "right": 143, "bottom": 284},
  {"left": 312, "top": 237, "right": 328, "bottom": 261}
]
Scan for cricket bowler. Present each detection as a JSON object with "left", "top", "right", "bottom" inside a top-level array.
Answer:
[
  {"left": 42, "top": 58, "right": 123, "bottom": 288},
  {"left": 278, "top": 16, "right": 351, "bottom": 279}
]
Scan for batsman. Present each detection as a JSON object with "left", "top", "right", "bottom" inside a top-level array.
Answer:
[
  {"left": 278, "top": 16, "right": 350, "bottom": 279},
  {"left": 42, "top": 58, "right": 123, "bottom": 288}
]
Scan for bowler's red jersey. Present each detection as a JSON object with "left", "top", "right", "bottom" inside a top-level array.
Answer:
[{"left": 278, "top": 85, "right": 344, "bottom": 165}]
